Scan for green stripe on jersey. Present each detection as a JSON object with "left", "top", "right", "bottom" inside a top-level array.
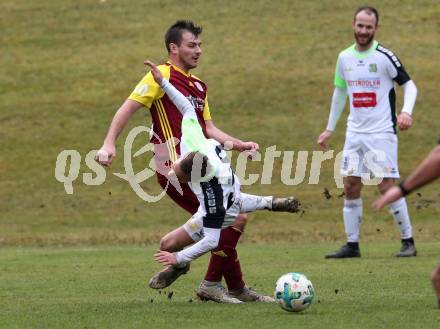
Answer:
[
  {"left": 181, "top": 117, "right": 209, "bottom": 155},
  {"left": 334, "top": 61, "right": 347, "bottom": 89},
  {"left": 346, "top": 40, "right": 378, "bottom": 59}
]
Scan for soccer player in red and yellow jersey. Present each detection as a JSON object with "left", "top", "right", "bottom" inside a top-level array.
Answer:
[{"left": 96, "top": 20, "right": 266, "bottom": 302}]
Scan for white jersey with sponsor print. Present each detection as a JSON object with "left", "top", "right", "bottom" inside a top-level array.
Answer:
[{"left": 334, "top": 40, "right": 411, "bottom": 134}]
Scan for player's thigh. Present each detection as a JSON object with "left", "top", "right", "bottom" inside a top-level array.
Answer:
[
  {"left": 156, "top": 173, "right": 199, "bottom": 214},
  {"left": 160, "top": 226, "right": 196, "bottom": 252},
  {"left": 343, "top": 176, "right": 362, "bottom": 197}
]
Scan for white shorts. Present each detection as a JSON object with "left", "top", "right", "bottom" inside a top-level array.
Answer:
[
  {"left": 182, "top": 197, "right": 241, "bottom": 242},
  {"left": 341, "top": 131, "right": 400, "bottom": 179}
]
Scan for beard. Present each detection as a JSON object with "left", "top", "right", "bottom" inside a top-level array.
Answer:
[
  {"left": 180, "top": 59, "right": 198, "bottom": 71},
  {"left": 354, "top": 32, "right": 375, "bottom": 47}
]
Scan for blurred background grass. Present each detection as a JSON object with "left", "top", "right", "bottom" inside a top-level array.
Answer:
[{"left": 1, "top": 0, "right": 439, "bottom": 246}]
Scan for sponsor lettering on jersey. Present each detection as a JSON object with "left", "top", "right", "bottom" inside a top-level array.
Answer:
[
  {"left": 352, "top": 92, "right": 377, "bottom": 108},
  {"left": 187, "top": 95, "right": 205, "bottom": 112},
  {"left": 347, "top": 78, "right": 381, "bottom": 89}
]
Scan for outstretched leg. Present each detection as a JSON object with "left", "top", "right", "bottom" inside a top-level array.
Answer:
[{"left": 239, "top": 193, "right": 301, "bottom": 213}]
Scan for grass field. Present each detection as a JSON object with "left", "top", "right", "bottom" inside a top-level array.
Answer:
[
  {"left": 2, "top": 244, "right": 440, "bottom": 329},
  {"left": 1, "top": 0, "right": 440, "bottom": 328}
]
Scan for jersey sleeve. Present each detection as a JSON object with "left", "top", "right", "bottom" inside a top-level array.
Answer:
[
  {"left": 203, "top": 94, "right": 212, "bottom": 120},
  {"left": 379, "top": 47, "right": 411, "bottom": 86},
  {"left": 127, "top": 65, "right": 170, "bottom": 108},
  {"left": 334, "top": 55, "right": 347, "bottom": 89},
  {"left": 386, "top": 58, "right": 411, "bottom": 86},
  {"left": 182, "top": 117, "right": 209, "bottom": 154}
]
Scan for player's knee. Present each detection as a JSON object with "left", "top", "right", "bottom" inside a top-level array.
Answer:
[
  {"left": 159, "top": 235, "right": 176, "bottom": 252},
  {"left": 378, "top": 179, "right": 395, "bottom": 195},
  {"left": 344, "top": 181, "right": 361, "bottom": 198}
]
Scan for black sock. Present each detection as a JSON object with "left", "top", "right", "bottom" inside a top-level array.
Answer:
[
  {"left": 402, "top": 237, "right": 414, "bottom": 245},
  {"left": 438, "top": 299, "right": 440, "bottom": 309},
  {"left": 347, "top": 242, "right": 359, "bottom": 250}
]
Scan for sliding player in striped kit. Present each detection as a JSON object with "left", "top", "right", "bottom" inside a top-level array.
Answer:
[
  {"left": 145, "top": 60, "right": 301, "bottom": 303},
  {"left": 317, "top": 6, "right": 418, "bottom": 258}
]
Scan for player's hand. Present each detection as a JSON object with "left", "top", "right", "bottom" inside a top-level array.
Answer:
[
  {"left": 317, "top": 130, "right": 333, "bottom": 150},
  {"left": 397, "top": 112, "right": 412, "bottom": 131},
  {"left": 154, "top": 250, "right": 177, "bottom": 266},
  {"left": 95, "top": 144, "right": 116, "bottom": 166},
  {"left": 239, "top": 141, "right": 259, "bottom": 151},
  {"left": 239, "top": 141, "right": 259, "bottom": 160},
  {"left": 372, "top": 186, "right": 402, "bottom": 210},
  {"left": 144, "top": 60, "right": 163, "bottom": 85}
]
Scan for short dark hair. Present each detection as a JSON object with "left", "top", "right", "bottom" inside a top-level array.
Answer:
[
  {"left": 354, "top": 5, "right": 379, "bottom": 26},
  {"left": 180, "top": 151, "right": 209, "bottom": 179},
  {"left": 164, "top": 20, "right": 202, "bottom": 53}
]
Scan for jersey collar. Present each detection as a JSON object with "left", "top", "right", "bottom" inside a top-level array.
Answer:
[
  {"left": 167, "top": 61, "right": 191, "bottom": 77},
  {"left": 349, "top": 40, "right": 379, "bottom": 59}
]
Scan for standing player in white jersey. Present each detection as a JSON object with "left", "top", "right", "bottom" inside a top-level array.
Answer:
[
  {"left": 145, "top": 60, "right": 301, "bottom": 302},
  {"left": 317, "top": 6, "right": 418, "bottom": 258}
]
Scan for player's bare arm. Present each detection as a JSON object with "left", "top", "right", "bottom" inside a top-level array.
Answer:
[
  {"left": 205, "top": 120, "right": 259, "bottom": 153},
  {"left": 96, "top": 99, "right": 142, "bottom": 166},
  {"left": 373, "top": 145, "right": 440, "bottom": 209}
]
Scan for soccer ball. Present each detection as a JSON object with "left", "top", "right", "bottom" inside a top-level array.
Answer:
[{"left": 274, "top": 272, "right": 315, "bottom": 312}]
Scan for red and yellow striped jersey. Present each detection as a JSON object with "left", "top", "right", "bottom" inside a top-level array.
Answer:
[{"left": 128, "top": 62, "right": 211, "bottom": 162}]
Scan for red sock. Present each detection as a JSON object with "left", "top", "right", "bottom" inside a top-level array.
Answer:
[
  {"left": 203, "top": 226, "right": 245, "bottom": 290},
  {"left": 204, "top": 253, "right": 223, "bottom": 283}
]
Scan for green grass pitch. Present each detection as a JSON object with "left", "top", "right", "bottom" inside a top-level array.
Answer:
[
  {"left": 1, "top": 244, "right": 440, "bottom": 329},
  {"left": 1, "top": 0, "right": 440, "bottom": 328}
]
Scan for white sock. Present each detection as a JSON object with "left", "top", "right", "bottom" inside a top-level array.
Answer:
[
  {"left": 388, "top": 197, "right": 413, "bottom": 239},
  {"left": 239, "top": 193, "right": 272, "bottom": 212},
  {"left": 343, "top": 198, "right": 362, "bottom": 242}
]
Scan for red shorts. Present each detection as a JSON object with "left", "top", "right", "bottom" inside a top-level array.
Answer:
[{"left": 156, "top": 173, "right": 199, "bottom": 215}]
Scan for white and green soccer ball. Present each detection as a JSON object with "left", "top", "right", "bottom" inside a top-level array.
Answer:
[{"left": 274, "top": 272, "right": 315, "bottom": 312}]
